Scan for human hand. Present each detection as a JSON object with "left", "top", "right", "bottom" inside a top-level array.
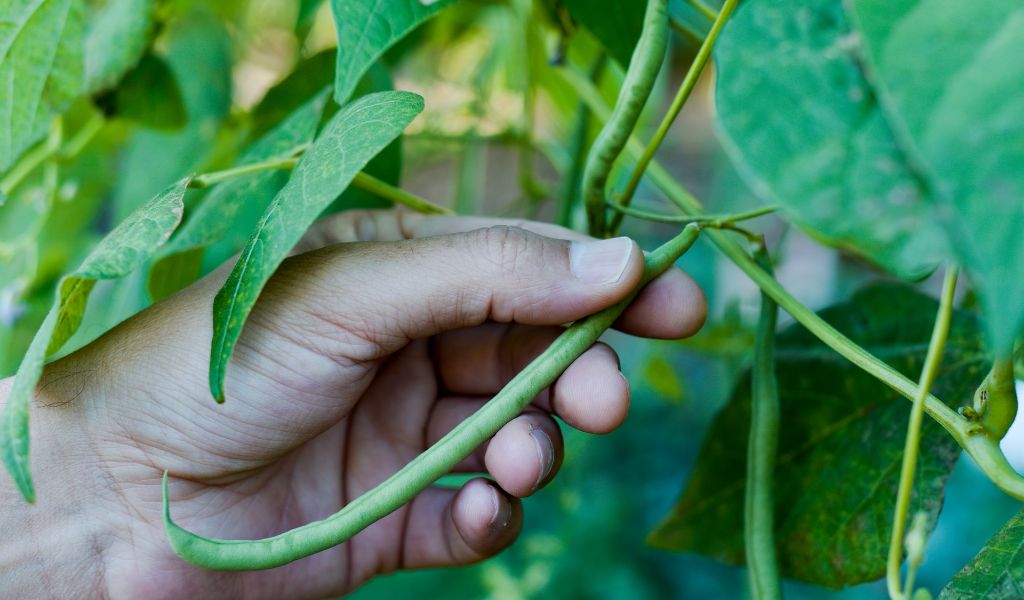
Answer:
[{"left": 0, "top": 210, "right": 705, "bottom": 599}]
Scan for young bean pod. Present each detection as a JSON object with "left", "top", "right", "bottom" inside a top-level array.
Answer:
[
  {"left": 582, "top": 0, "right": 668, "bottom": 236},
  {"left": 969, "top": 358, "right": 1017, "bottom": 440},
  {"left": 164, "top": 224, "right": 701, "bottom": 571}
]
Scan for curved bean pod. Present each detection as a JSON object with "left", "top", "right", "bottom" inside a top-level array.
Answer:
[
  {"left": 164, "top": 224, "right": 701, "bottom": 571},
  {"left": 582, "top": 0, "right": 668, "bottom": 236}
]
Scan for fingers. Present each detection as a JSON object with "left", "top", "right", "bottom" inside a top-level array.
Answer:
[
  {"left": 400, "top": 479, "right": 522, "bottom": 570},
  {"left": 427, "top": 404, "right": 564, "bottom": 497},
  {"left": 283, "top": 225, "right": 645, "bottom": 361},
  {"left": 434, "top": 324, "right": 631, "bottom": 433}
]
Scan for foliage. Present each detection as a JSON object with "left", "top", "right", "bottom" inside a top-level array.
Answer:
[{"left": 2, "top": 0, "right": 1024, "bottom": 596}]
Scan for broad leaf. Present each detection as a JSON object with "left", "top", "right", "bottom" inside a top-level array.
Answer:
[
  {"left": 848, "top": 0, "right": 1024, "bottom": 353},
  {"left": 0, "top": 0, "right": 85, "bottom": 171},
  {"left": 147, "top": 90, "right": 330, "bottom": 302},
  {"left": 714, "top": 0, "right": 946, "bottom": 279},
  {"left": 329, "top": 0, "right": 455, "bottom": 105},
  {"left": 84, "top": 0, "right": 153, "bottom": 94},
  {"left": 940, "top": 509, "right": 1024, "bottom": 599},
  {"left": 562, "top": 0, "right": 644, "bottom": 68},
  {"left": 101, "top": 52, "right": 186, "bottom": 130},
  {"left": 649, "top": 284, "right": 987, "bottom": 587},
  {"left": 208, "top": 91, "right": 424, "bottom": 401},
  {"left": 0, "top": 177, "right": 190, "bottom": 502}
]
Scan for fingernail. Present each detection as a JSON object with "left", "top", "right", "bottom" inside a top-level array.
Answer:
[
  {"left": 569, "top": 237, "right": 633, "bottom": 285},
  {"left": 488, "top": 486, "right": 511, "bottom": 528},
  {"left": 530, "top": 427, "right": 555, "bottom": 492}
]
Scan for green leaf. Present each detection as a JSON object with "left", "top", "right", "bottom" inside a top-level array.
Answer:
[
  {"left": 101, "top": 51, "right": 186, "bottom": 130},
  {"left": 251, "top": 50, "right": 335, "bottom": 140},
  {"left": 0, "top": 0, "right": 85, "bottom": 171},
  {"left": 848, "top": 0, "right": 1024, "bottom": 353},
  {"left": 713, "top": 0, "right": 946, "bottom": 279},
  {"left": 0, "top": 177, "right": 190, "bottom": 502},
  {"left": 148, "top": 89, "right": 330, "bottom": 302},
  {"left": 84, "top": 0, "right": 153, "bottom": 94},
  {"left": 649, "top": 284, "right": 987, "bottom": 587},
  {"left": 940, "top": 509, "right": 1024, "bottom": 599},
  {"left": 208, "top": 90, "right": 424, "bottom": 401},
  {"left": 562, "top": 0, "right": 643, "bottom": 68},
  {"left": 329, "top": 0, "right": 455, "bottom": 105}
]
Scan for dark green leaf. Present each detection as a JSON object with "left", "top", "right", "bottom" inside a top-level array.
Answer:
[
  {"left": 84, "top": 0, "right": 153, "bottom": 94},
  {"left": 562, "top": 0, "right": 643, "bottom": 68},
  {"left": 208, "top": 91, "right": 424, "bottom": 401},
  {"left": 714, "top": 0, "right": 946, "bottom": 279},
  {"left": 649, "top": 284, "right": 987, "bottom": 587},
  {"left": 250, "top": 50, "right": 335, "bottom": 140},
  {"left": 940, "top": 509, "right": 1024, "bottom": 599},
  {"left": 329, "top": 0, "right": 455, "bottom": 105},
  {"left": 0, "top": 0, "right": 85, "bottom": 171},
  {"left": 848, "top": 0, "right": 1024, "bottom": 353},
  {"left": 103, "top": 52, "right": 186, "bottom": 130},
  {"left": 0, "top": 177, "right": 190, "bottom": 502},
  {"left": 148, "top": 89, "right": 330, "bottom": 301}
]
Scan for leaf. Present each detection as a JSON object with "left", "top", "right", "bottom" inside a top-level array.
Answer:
[
  {"left": 100, "top": 51, "right": 186, "bottom": 130},
  {"left": 251, "top": 50, "right": 335, "bottom": 140},
  {"left": 84, "top": 0, "right": 153, "bottom": 94},
  {"left": 0, "top": 177, "right": 190, "bottom": 502},
  {"left": 848, "top": 0, "right": 1024, "bottom": 353},
  {"left": 329, "top": 0, "right": 455, "bottom": 105},
  {"left": 208, "top": 90, "right": 424, "bottom": 401},
  {"left": 562, "top": 0, "right": 644, "bottom": 68},
  {"left": 0, "top": 0, "right": 85, "bottom": 171},
  {"left": 940, "top": 509, "right": 1024, "bottom": 599},
  {"left": 147, "top": 89, "right": 330, "bottom": 302},
  {"left": 649, "top": 284, "right": 988, "bottom": 587},
  {"left": 713, "top": 0, "right": 946, "bottom": 279}
]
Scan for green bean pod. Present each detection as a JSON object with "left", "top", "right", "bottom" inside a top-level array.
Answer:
[
  {"left": 163, "top": 224, "right": 701, "bottom": 571},
  {"left": 743, "top": 247, "right": 782, "bottom": 600},
  {"left": 582, "top": 0, "right": 668, "bottom": 236}
]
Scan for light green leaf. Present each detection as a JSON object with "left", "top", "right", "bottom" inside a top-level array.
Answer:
[
  {"left": 0, "top": 0, "right": 85, "bottom": 171},
  {"left": 848, "top": 0, "right": 1024, "bottom": 353},
  {"left": 649, "top": 284, "right": 987, "bottom": 587},
  {"left": 0, "top": 177, "right": 190, "bottom": 502},
  {"left": 714, "top": 0, "right": 946, "bottom": 279},
  {"left": 84, "top": 0, "right": 153, "bottom": 94},
  {"left": 329, "top": 0, "right": 455, "bottom": 105},
  {"left": 940, "top": 509, "right": 1024, "bottom": 599},
  {"left": 148, "top": 89, "right": 329, "bottom": 302},
  {"left": 208, "top": 91, "right": 424, "bottom": 401}
]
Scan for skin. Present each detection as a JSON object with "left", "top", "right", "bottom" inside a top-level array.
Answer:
[{"left": 0, "top": 210, "right": 705, "bottom": 599}]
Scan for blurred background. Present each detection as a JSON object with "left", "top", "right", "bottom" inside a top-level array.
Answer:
[{"left": 2, "top": 0, "right": 1021, "bottom": 597}]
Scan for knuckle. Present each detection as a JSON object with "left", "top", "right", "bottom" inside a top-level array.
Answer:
[{"left": 471, "top": 225, "right": 549, "bottom": 278}]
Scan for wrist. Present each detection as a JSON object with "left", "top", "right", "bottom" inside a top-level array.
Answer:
[{"left": 0, "top": 374, "right": 110, "bottom": 597}]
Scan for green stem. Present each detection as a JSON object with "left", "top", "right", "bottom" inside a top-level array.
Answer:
[
  {"left": 164, "top": 224, "right": 702, "bottom": 570},
  {"left": 745, "top": 245, "right": 783, "bottom": 600},
  {"left": 189, "top": 151, "right": 452, "bottom": 216},
  {"left": 352, "top": 172, "right": 453, "bottom": 216},
  {"left": 608, "top": 0, "right": 738, "bottom": 235},
  {"left": 886, "top": 267, "right": 958, "bottom": 600},
  {"left": 557, "top": 54, "right": 607, "bottom": 228},
  {"left": 607, "top": 200, "right": 777, "bottom": 225},
  {"left": 688, "top": 0, "right": 719, "bottom": 21},
  {"left": 0, "top": 111, "right": 96, "bottom": 196}
]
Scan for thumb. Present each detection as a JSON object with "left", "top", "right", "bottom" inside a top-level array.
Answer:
[{"left": 280, "top": 225, "right": 643, "bottom": 361}]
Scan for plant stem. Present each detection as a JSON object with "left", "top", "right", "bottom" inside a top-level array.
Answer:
[
  {"left": 557, "top": 54, "right": 607, "bottom": 228},
  {"left": 885, "top": 267, "right": 958, "bottom": 600},
  {"left": 352, "top": 172, "right": 453, "bottom": 216},
  {"left": 189, "top": 151, "right": 453, "bottom": 215},
  {"left": 745, "top": 245, "right": 783, "bottom": 600},
  {"left": 1, "top": 111, "right": 101, "bottom": 196},
  {"left": 608, "top": 0, "right": 738, "bottom": 235},
  {"left": 688, "top": 0, "right": 719, "bottom": 21},
  {"left": 556, "top": 64, "right": 1024, "bottom": 499},
  {"left": 164, "top": 224, "right": 702, "bottom": 570},
  {"left": 607, "top": 200, "right": 777, "bottom": 225}
]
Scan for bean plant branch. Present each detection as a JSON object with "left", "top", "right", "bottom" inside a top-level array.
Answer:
[
  {"left": 745, "top": 244, "right": 783, "bottom": 600},
  {"left": 886, "top": 267, "right": 958, "bottom": 600},
  {"left": 557, "top": 63, "right": 1024, "bottom": 500},
  {"left": 0, "top": 111, "right": 102, "bottom": 196},
  {"left": 607, "top": 199, "right": 777, "bottom": 225},
  {"left": 688, "top": 0, "right": 720, "bottom": 21},
  {"left": 189, "top": 151, "right": 452, "bottom": 215},
  {"left": 164, "top": 224, "right": 703, "bottom": 570},
  {"left": 608, "top": 0, "right": 738, "bottom": 236}
]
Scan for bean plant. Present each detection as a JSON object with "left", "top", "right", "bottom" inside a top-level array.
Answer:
[{"left": 2, "top": 0, "right": 1023, "bottom": 597}]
